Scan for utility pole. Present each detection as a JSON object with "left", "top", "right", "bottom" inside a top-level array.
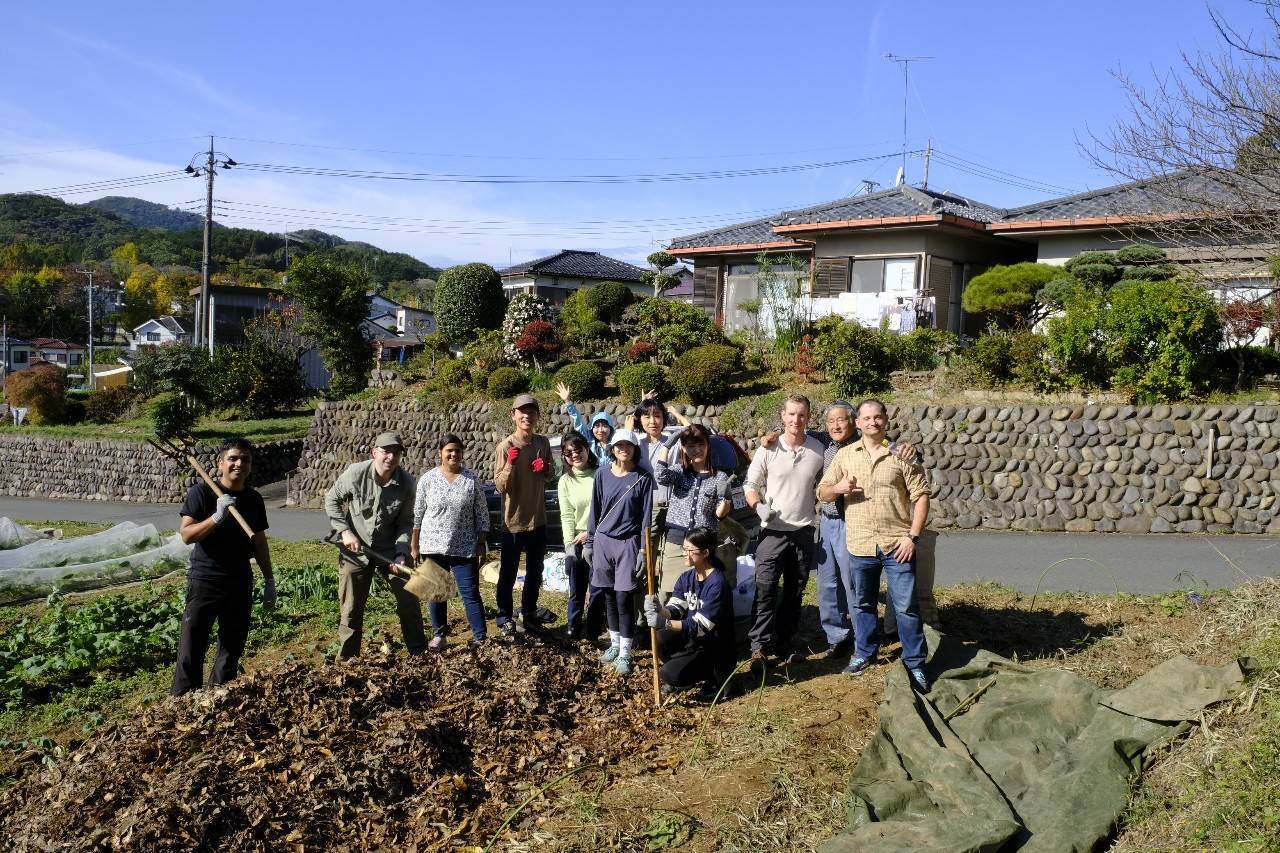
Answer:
[
  {"left": 77, "top": 267, "right": 95, "bottom": 389},
  {"left": 922, "top": 140, "right": 932, "bottom": 190},
  {"left": 185, "top": 136, "right": 236, "bottom": 353},
  {"left": 2, "top": 314, "right": 8, "bottom": 392},
  {"left": 884, "top": 54, "right": 931, "bottom": 186}
]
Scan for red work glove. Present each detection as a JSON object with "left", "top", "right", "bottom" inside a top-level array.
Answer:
[
  {"left": 505, "top": 446, "right": 521, "bottom": 465},
  {"left": 531, "top": 457, "right": 547, "bottom": 473}
]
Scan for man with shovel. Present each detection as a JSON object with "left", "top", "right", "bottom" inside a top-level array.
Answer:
[
  {"left": 325, "top": 431, "right": 425, "bottom": 657},
  {"left": 170, "top": 437, "right": 274, "bottom": 695}
]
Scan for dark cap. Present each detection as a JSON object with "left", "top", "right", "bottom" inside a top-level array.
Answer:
[
  {"left": 373, "top": 431, "right": 405, "bottom": 450},
  {"left": 512, "top": 393, "right": 540, "bottom": 410}
]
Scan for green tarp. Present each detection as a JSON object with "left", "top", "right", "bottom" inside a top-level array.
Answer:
[{"left": 821, "top": 627, "right": 1245, "bottom": 853}]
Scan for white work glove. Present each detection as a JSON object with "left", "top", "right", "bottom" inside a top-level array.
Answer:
[
  {"left": 262, "top": 577, "right": 277, "bottom": 610},
  {"left": 643, "top": 594, "right": 668, "bottom": 630},
  {"left": 755, "top": 501, "right": 777, "bottom": 525},
  {"left": 212, "top": 493, "right": 236, "bottom": 524}
]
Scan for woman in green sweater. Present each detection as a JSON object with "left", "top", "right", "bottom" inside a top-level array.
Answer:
[{"left": 558, "top": 432, "right": 599, "bottom": 640}]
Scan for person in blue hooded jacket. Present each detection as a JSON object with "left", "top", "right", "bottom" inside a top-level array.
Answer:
[{"left": 557, "top": 382, "right": 615, "bottom": 467}]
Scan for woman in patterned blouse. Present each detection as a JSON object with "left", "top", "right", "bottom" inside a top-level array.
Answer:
[
  {"left": 411, "top": 433, "right": 490, "bottom": 649},
  {"left": 653, "top": 423, "right": 732, "bottom": 597}
]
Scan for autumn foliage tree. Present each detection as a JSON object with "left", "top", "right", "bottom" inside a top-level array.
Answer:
[{"left": 514, "top": 320, "right": 562, "bottom": 370}]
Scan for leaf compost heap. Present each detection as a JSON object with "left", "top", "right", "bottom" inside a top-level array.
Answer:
[{"left": 0, "top": 643, "right": 694, "bottom": 850}]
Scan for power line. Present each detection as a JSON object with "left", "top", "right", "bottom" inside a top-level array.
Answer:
[
  {"left": 931, "top": 149, "right": 1080, "bottom": 195},
  {"left": 232, "top": 151, "right": 914, "bottom": 185},
  {"left": 0, "top": 135, "right": 207, "bottom": 160},
  {"left": 208, "top": 197, "right": 834, "bottom": 229},
  {"left": 219, "top": 134, "right": 912, "bottom": 163},
  {"left": 10, "top": 172, "right": 191, "bottom": 196}
]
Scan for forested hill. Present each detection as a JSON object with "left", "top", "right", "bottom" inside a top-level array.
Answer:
[
  {"left": 0, "top": 193, "right": 441, "bottom": 285},
  {"left": 85, "top": 196, "right": 205, "bottom": 231}
]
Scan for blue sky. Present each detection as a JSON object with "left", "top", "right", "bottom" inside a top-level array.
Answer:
[{"left": 0, "top": 0, "right": 1268, "bottom": 269}]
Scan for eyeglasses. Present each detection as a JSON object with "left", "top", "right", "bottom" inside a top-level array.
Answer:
[
  {"left": 681, "top": 546, "right": 707, "bottom": 555},
  {"left": 564, "top": 447, "right": 583, "bottom": 458}
]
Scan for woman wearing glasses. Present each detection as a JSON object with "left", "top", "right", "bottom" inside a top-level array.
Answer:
[
  {"left": 644, "top": 526, "right": 737, "bottom": 699},
  {"left": 653, "top": 422, "right": 732, "bottom": 597},
  {"left": 558, "top": 432, "right": 598, "bottom": 640}
]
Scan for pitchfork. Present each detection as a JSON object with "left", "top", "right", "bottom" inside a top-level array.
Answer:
[{"left": 147, "top": 435, "right": 255, "bottom": 539}]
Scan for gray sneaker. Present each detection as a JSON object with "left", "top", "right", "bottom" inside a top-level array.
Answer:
[
  {"left": 909, "top": 668, "right": 930, "bottom": 693},
  {"left": 599, "top": 645, "right": 620, "bottom": 663},
  {"left": 614, "top": 655, "right": 633, "bottom": 675},
  {"left": 428, "top": 635, "right": 447, "bottom": 651},
  {"left": 843, "top": 656, "right": 873, "bottom": 676}
]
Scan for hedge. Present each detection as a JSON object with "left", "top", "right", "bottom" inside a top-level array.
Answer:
[
  {"left": 553, "top": 361, "right": 605, "bottom": 401},
  {"left": 486, "top": 366, "right": 530, "bottom": 400},
  {"left": 616, "top": 363, "right": 667, "bottom": 401},
  {"left": 669, "top": 344, "right": 741, "bottom": 402}
]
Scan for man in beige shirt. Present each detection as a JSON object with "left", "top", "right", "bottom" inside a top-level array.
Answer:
[
  {"left": 494, "top": 393, "right": 554, "bottom": 636},
  {"left": 324, "top": 431, "right": 422, "bottom": 658},
  {"left": 818, "top": 399, "right": 932, "bottom": 692}
]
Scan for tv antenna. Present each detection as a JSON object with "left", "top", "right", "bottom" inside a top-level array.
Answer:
[{"left": 884, "top": 53, "right": 931, "bottom": 185}]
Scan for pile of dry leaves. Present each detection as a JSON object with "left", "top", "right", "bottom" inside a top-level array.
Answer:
[{"left": 0, "top": 641, "right": 694, "bottom": 850}]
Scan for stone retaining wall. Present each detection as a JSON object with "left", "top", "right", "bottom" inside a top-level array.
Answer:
[
  {"left": 292, "top": 399, "right": 1280, "bottom": 534},
  {"left": 290, "top": 400, "right": 728, "bottom": 507},
  {"left": 0, "top": 436, "right": 303, "bottom": 503}
]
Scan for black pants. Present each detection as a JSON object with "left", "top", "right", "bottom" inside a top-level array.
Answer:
[
  {"left": 171, "top": 574, "right": 252, "bottom": 695},
  {"left": 600, "top": 586, "right": 635, "bottom": 640},
  {"left": 497, "top": 526, "right": 546, "bottom": 625},
  {"left": 748, "top": 528, "right": 815, "bottom": 654},
  {"left": 658, "top": 628, "right": 736, "bottom": 690}
]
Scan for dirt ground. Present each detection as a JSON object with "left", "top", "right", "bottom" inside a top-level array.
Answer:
[{"left": 0, "top": 577, "right": 1253, "bottom": 852}]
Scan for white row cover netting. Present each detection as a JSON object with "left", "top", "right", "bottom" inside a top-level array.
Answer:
[
  {"left": 0, "top": 518, "right": 46, "bottom": 550},
  {"left": 0, "top": 520, "right": 192, "bottom": 604}
]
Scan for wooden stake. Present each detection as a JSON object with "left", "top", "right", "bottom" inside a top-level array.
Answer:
[{"left": 643, "top": 530, "right": 661, "bottom": 707}]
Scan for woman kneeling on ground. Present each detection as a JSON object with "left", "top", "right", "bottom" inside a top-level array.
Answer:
[
  {"left": 411, "top": 433, "right": 489, "bottom": 649},
  {"left": 644, "top": 526, "right": 737, "bottom": 700}
]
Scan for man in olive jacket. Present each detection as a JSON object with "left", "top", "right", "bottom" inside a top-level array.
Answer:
[{"left": 324, "top": 431, "right": 423, "bottom": 657}]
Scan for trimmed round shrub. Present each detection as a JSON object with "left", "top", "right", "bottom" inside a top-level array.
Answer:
[
  {"left": 670, "top": 344, "right": 741, "bottom": 402},
  {"left": 434, "top": 263, "right": 505, "bottom": 343},
  {"left": 147, "top": 392, "right": 199, "bottom": 440},
  {"left": 431, "top": 357, "right": 472, "bottom": 390},
  {"left": 4, "top": 364, "right": 67, "bottom": 424},
  {"left": 586, "top": 280, "right": 633, "bottom": 323},
  {"left": 486, "top": 366, "right": 529, "bottom": 400},
  {"left": 85, "top": 385, "right": 138, "bottom": 424},
  {"left": 554, "top": 361, "right": 605, "bottom": 401},
  {"left": 616, "top": 362, "right": 667, "bottom": 401},
  {"left": 811, "top": 315, "right": 894, "bottom": 397},
  {"left": 624, "top": 340, "right": 657, "bottom": 363}
]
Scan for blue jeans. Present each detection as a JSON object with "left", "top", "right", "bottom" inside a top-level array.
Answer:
[
  {"left": 816, "top": 515, "right": 852, "bottom": 646},
  {"left": 426, "top": 553, "right": 486, "bottom": 640},
  {"left": 497, "top": 526, "right": 546, "bottom": 625},
  {"left": 849, "top": 547, "right": 927, "bottom": 669}
]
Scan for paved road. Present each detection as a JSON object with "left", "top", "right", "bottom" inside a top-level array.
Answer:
[{"left": 2, "top": 495, "right": 1276, "bottom": 595}]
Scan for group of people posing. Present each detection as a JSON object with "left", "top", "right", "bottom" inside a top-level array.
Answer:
[{"left": 168, "top": 386, "right": 935, "bottom": 700}]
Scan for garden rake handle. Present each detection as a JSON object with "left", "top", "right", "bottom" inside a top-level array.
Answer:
[
  {"left": 643, "top": 530, "right": 660, "bottom": 707},
  {"left": 178, "top": 448, "right": 256, "bottom": 540}
]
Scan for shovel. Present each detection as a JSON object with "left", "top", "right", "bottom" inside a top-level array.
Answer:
[{"left": 322, "top": 532, "right": 457, "bottom": 603}]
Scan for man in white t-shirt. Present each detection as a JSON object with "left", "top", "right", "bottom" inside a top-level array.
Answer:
[{"left": 744, "top": 393, "right": 826, "bottom": 669}]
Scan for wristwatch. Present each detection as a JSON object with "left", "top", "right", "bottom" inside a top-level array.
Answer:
[{"left": 909, "top": 534, "right": 920, "bottom": 543}]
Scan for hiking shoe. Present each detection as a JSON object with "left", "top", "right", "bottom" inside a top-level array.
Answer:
[
  {"left": 499, "top": 621, "right": 517, "bottom": 638},
  {"left": 780, "top": 650, "right": 806, "bottom": 665},
  {"left": 614, "top": 655, "right": 633, "bottom": 675},
  {"left": 843, "top": 656, "right": 873, "bottom": 676},
  {"left": 599, "top": 645, "right": 620, "bottom": 663},
  {"left": 823, "top": 638, "right": 854, "bottom": 660},
  {"left": 428, "top": 635, "right": 447, "bottom": 651},
  {"left": 909, "top": 668, "right": 930, "bottom": 693},
  {"left": 467, "top": 637, "right": 487, "bottom": 650},
  {"left": 748, "top": 649, "right": 768, "bottom": 674}
]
